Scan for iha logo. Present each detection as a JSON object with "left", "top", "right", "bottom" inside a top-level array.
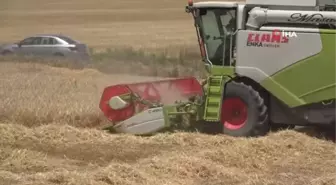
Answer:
[
  {"left": 246, "top": 29, "right": 296, "bottom": 48},
  {"left": 279, "top": 30, "right": 298, "bottom": 38}
]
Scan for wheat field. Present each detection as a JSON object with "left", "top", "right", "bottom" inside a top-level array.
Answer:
[
  {"left": 0, "top": 0, "right": 199, "bottom": 53},
  {"left": 0, "top": 0, "right": 335, "bottom": 185}
]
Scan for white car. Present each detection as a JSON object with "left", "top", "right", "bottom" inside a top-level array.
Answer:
[{"left": 0, "top": 34, "right": 91, "bottom": 62}]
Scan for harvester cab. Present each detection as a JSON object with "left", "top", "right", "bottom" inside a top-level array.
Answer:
[
  {"left": 99, "top": 0, "right": 336, "bottom": 137},
  {"left": 186, "top": 0, "right": 240, "bottom": 67}
]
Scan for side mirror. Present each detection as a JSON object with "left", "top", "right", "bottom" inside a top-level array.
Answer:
[{"left": 108, "top": 96, "right": 129, "bottom": 110}]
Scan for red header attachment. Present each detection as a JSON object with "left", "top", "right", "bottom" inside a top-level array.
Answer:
[{"left": 99, "top": 77, "right": 203, "bottom": 123}]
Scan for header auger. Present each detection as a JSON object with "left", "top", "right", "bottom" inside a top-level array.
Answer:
[{"left": 99, "top": 0, "right": 336, "bottom": 137}]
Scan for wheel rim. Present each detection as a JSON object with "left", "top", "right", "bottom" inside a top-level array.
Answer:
[{"left": 221, "top": 97, "right": 248, "bottom": 130}]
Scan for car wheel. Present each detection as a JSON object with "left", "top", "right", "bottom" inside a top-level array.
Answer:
[
  {"left": 1, "top": 50, "right": 13, "bottom": 56},
  {"left": 53, "top": 53, "right": 64, "bottom": 57}
]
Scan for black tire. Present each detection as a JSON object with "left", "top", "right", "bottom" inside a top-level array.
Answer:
[
  {"left": 53, "top": 53, "right": 64, "bottom": 57},
  {"left": 1, "top": 50, "right": 13, "bottom": 56},
  {"left": 220, "top": 81, "right": 270, "bottom": 137},
  {"left": 270, "top": 123, "right": 295, "bottom": 131}
]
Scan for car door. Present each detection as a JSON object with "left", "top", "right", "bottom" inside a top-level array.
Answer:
[
  {"left": 28, "top": 37, "right": 44, "bottom": 56},
  {"left": 48, "top": 37, "right": 63, "bottom": 56},
  {"left": 18, "top": 37, "right": 42, "bottom": 56},
  {"left": 15, "top": 37, "right": 35, "bottom": 55},
  {"left": 39, "top": 37, "right": 54, "bottom": 56}
]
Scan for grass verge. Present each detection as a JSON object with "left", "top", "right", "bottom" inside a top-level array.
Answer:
[{"left": 0, "top": 46, "right": 207, "bottom": 78}]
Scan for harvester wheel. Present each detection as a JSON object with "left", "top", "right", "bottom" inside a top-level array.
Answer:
[{"left": 220, "top": 81, "right": 270, "bottom": 137}]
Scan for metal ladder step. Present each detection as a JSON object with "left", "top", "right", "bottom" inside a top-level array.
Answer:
[{"left": 203, "top": 76, "right": 224, "bottom": 121}]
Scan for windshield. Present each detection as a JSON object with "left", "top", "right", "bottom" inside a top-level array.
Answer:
[{"left": 198, "top": 8, "right": 236, "bottom": 66}]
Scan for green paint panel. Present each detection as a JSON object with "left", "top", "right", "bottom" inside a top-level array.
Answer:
[
  {"left": 203, "top": 76, "right": 225, "bottom": 121},
  {"left": 210, "top": 66, "right": 235, "bottom": 76},
  {"left": 198, "top": 66, "right": 236, "bottom": 121},
  {"left": 261, "top": 31, "right": 336, "bottom": 107},
  {"left": 261, "top": 79, "right": 305, "bottom": 107}
]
